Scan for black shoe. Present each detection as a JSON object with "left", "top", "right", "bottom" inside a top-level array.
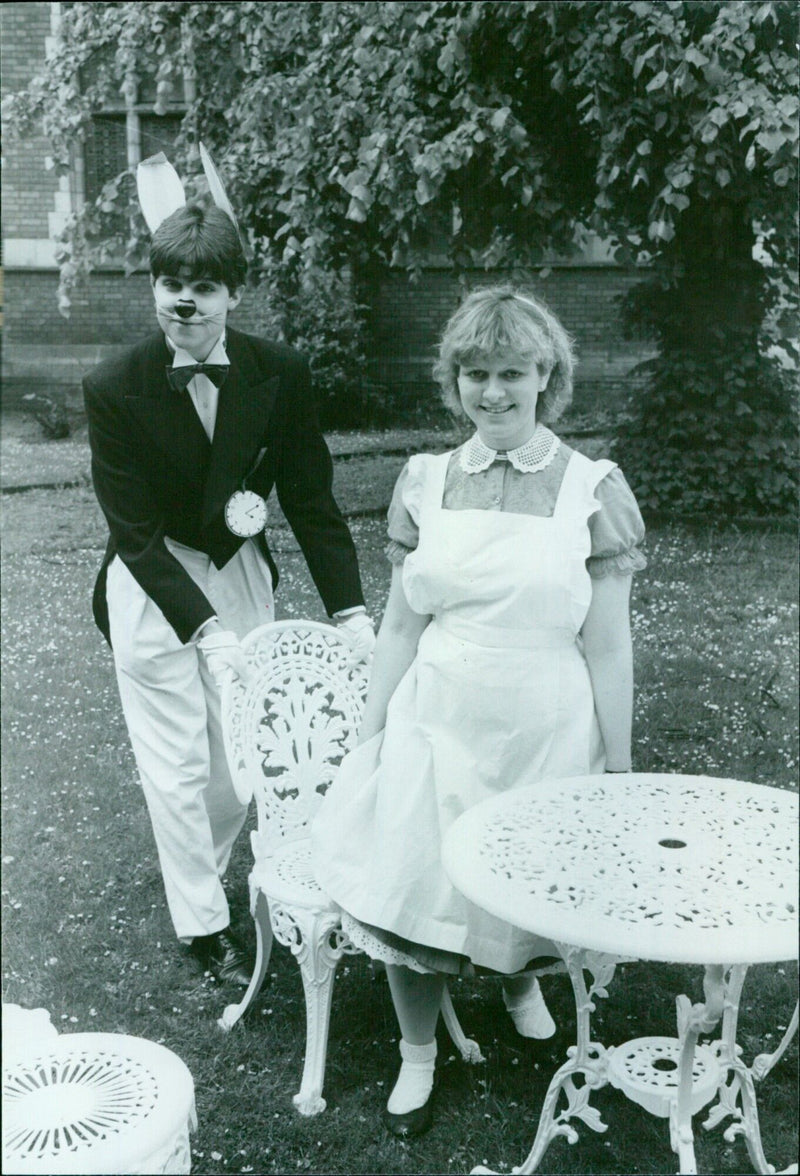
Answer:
[
  {"left": 382, "top": 1095, "right": 434, "bottom": 1138},
  {"left": 189, "top": 927, "right": 253, "bottom": 987}
]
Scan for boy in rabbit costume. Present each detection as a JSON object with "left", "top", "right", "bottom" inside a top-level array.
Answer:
[{"left": 84, "top": 147, "right": 374, "bottom": 983}]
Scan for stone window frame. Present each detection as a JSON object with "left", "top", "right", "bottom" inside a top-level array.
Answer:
[
  {"left": 73, "top": 71, "right": 193, "bottom": 217},
  {"left": 67, "top": 1, "right": 196, "bottom": 229}
]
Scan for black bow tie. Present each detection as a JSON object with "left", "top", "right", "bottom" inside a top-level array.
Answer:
[{"left": 166, "top": 363, "right": 229, "bottom": 392}]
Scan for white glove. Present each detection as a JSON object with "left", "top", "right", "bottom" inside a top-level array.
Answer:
[
  {"left": 336, "top": 611, "right": 376, "bottom": 664},
  {"left": 198, "top": 629, "right": 251, "bottom": 687}
]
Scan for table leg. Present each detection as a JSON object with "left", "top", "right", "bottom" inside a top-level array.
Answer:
[
  {"left": 477, "top": 944, "right": 616, "bottom": 1176},
  {"left": 751, "top": 1002, "right": 798, "bottom": 1083},
  {"left": 702, "top": 964, "right": 791, "bottom": 1175},
  {"left": 670, "top": 964, "right": 727, "bottom": 1174}
]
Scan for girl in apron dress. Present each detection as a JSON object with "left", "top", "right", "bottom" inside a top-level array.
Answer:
[{"left": 312, "top": 286, "right": 646, "bottom": 1136}]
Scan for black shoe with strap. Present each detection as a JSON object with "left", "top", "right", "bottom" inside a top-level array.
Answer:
[
  {"left": 189, "top": 927, "right": 253, "bottom": 987},
  {"left": 382, "top": 1096, "right": 434, "bottom": 1138}
]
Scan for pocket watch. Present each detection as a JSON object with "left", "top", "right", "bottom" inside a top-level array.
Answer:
[{"left": 224, "top": 489, "right": 268, "bottom": 537}]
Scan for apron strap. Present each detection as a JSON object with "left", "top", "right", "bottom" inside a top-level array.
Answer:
[
  {"left": 553, "top": 451, "right": 617, "bottom": 521},
  {"left": 417, "top": 451, "right": 453, "bottom": 518}
]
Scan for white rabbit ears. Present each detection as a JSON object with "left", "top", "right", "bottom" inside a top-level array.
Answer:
[{"left": 136, "top": 142, "right": 239, "bottom": 236}]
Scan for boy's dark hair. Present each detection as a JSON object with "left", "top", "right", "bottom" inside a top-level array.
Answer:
[{"left": 149, "top": 203, "right": 247, "bottom": 291}]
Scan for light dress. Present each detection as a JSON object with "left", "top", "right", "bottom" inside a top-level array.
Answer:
[{"left": 312, "top": 428, "right": 645, "bottom": 976}]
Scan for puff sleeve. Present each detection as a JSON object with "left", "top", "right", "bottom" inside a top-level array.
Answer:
[
  {"left": 587, "top": 467, "right": 647, "bottom": 578},
  {"left": 385, "top": 459, "right": 424, "bottom": 564}
]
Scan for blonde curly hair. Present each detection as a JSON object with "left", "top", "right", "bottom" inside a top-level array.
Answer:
[{"left": 432, "top": 285, "right": 575, "bottom": 425}]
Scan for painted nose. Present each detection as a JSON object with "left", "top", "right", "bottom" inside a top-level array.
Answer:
[{"left": 175, "top": 302, "right": 196, "bottom": 320}]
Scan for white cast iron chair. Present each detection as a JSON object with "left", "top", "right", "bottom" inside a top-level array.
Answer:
[{"left": 216, "top": 620, "right": 483, "bottom": 1115}]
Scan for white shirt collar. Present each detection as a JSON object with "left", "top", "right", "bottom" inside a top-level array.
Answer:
[
  {"left": 167, "top": 333, "right": 229, "bottom": 368},
  {"left": 459, "top": 425, "right": 560, "bottom": 474}
]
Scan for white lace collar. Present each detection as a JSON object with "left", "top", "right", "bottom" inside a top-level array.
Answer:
[{"left": 459, "top": 425, "right": 560, "bottom": 474}]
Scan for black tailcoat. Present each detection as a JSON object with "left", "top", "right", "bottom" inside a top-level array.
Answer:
[{"left": 84, "top": 327, "right": 364, "bottom": 644}]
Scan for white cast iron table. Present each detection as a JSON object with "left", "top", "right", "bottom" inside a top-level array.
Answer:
[{"left": 441, "top": 773, "right": 798, "bottom": 1175}]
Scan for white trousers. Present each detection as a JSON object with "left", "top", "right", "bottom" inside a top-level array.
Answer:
[{"left": 107, "top": 539, "right": 274, "bottom": 940}]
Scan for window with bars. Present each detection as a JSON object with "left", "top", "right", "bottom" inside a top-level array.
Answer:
[
  {"left": 76, "top": 38, "right": 188, "bottom": 252},
  {"left": 83, "top": 116, "right": 128, "bottom": 204},
  {"left": 140, "top": 114, "right": 184, "bottom": 163},
  {"left": 83, "top": 112, "right": 184, "bottom": 204},
  {"left": 81, "top": 111, "right": 185, "bottom": 246}
]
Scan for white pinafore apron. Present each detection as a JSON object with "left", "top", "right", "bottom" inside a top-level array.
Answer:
[{"left": 313, "top": 449, "right": 614, "bottom": 973}]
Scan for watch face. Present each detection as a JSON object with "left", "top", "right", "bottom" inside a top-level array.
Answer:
[{"left": 224, "top": 490, "right": 268, "bottom": 537}]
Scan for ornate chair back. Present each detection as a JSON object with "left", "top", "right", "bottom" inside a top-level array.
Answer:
[
  {"left": 217, "top": 621, "right": 484, "bottom": 1116},
  {"left": 222, "top": 621, "right": 369, "bottom": 856}
]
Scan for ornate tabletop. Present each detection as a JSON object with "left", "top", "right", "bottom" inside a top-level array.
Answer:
[
  {"left": 442, "top": 773, "right": 798, "bottom": 966},
  {"left": 442, "top": 774, "right": 798, "bottom": 1175}
]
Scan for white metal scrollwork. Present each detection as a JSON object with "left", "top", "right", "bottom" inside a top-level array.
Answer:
[
  {"left": 226, "top": 623, "right": 369, "bottom": 843},
  {"left": 219, "top": 622, "right": 483, "bottom": 1116}
]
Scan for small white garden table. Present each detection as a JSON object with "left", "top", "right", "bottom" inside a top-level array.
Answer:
[{"left": 442, "top": 773, "right": 798, "bottom": 1176}]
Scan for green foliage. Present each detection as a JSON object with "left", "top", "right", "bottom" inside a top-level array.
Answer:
[
  {"left": 3, "top": 1, "right": 797, "bottom": 510},
  {"left": 550, "top": 0, "right": 799, "bottom": 515},
  {"left": 2, "top": 1, "right": 596, "bottom": 290},
  {"left": 549, "top": 0, "right": 798, "bottom": 266},
  {"left": 6, "top": 1, "right": 796, "bottom": 289},
  {"left": 612, "top": 191, "right": 798, "bottom": 514},
  {"left": 248, "top": 257, "right": 387, "bottom": 430},
  {"left": 613, "top": 338, "right": 798, "bottom": 516}
]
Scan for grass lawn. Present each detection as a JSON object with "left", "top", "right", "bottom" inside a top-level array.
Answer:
[{"left": 1, "top": 447, "right": 798, "bottom": 1175}]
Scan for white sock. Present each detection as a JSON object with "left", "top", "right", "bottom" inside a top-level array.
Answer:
[
  {"left": 386, "top": 1038, "right": 437, "bottom": 1114},
  {"left": 502, "top": 974, "right": 556, "bottom": 1039}
]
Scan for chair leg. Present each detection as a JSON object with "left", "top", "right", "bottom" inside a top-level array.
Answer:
[
  {"left": 441, "top": 982, "right": 485, "bottom": 1064},
  {"left": 218, "top": 890, "right": 273, "bottom": 1032},
  {"left": 265, "top": 903, "right": 355, "bottom": 1116},
  {"left": 288, "top": 907, "right": 350, "bottom": 1115}
]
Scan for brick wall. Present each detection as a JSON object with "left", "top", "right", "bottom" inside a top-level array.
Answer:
[
  {"left": 1, "top": 2, "right": 61, "bottom": 239},
  {"left": 2, "top": 264, "right": 654, "bottom": 416},
  {"left": 1, "top": 270, "right": 269, "bottom": 345},
  {"left": 366, "top": 267, "right": 654, "bottom": 415},
  {"left": 1, "top": 269, "right": 271, "bottom": 404}
]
